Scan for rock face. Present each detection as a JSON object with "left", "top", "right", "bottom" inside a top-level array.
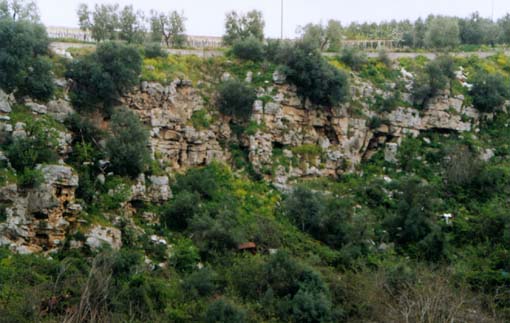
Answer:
[
  {"left": 85, "top": 225, "right": 122, "bottom": 251},
  {"left": 0, "top": 165, "right": 81, "bottom": 253},
  {"left": 123, "top": 80, "right": 230, "bottom": 171},
  {"left": 0, "top": 89, "right": 11, "bottom": 113},
  {"left": 123, "top": 76, "right": 483, "bottom": 185},
  {"left": 129, "top": 174, "right": 172, "bottom": 203},
  {"left": 47, "top": 99, "right": 75, "bottom": 122}
]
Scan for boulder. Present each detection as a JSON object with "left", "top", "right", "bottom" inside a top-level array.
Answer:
[
  {"left": 221, "top": 72, "right": 232, "bottom": 82},
  {"left": 148, "top": 175, "right": 172, "bottom": 202},
  {"left": 85, "top": 225, "right": 122, "bottom": 251},
  {"left": 0, "top": 89, "right": 11, "bottom": 113},
  {"left": 273, "top": 70, "right": 286, "bottom": 84},
  {"left": 47, "top": 99, "right": 74, "bottom": 122},
  {"left": 384, "top": 143, "right": 399, "bottom": 163},
  {"left": 40, "top": 165, "right": 79, "bottom": 187},
  {"left": 26, "top": 102, "right": 47, "bottom": 115},
  {"left": 245, "top": 71, "right": 253, "bottom": 83}
]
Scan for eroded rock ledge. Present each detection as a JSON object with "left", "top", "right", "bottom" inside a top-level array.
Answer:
[{"left": 124, "top": 79, "right": 484, "bottom": 187}]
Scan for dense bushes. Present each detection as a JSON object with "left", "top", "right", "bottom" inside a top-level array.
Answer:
[
  {"left": 143, "top": 42, "right": 168, "bottom": 58},
  {"left": 66, "top": 42, "right": 142, "bottom": 112},
  {"left": 205, "top": 299, "right": 246, "bottom": 323},
  {"left": 0, "top": 18, "right": 54, "bottom": 100},
  {"left": 339, "top": 47, "right": 368, "bottom": 71},
  {"left": 412, "top": 55, "right": 456, "bottom": 108},
  {"left": 424, "top": 16, "right": 461, "bottom": 49},
  {"left": 4, "top": 119, "right": 58, "bottom": 172},
  {"left": 277, "top": 42, "right": 350, "bottom": 107},
  {"left": 228, "top": 252, "right": 333, "bottom": 322},
  {"left": 217, "top": 80, "right": 257, "bottom": 120},
  {"left": 283, "top": 187, "right": 369, "bottom": 256},
  {"left": 384, "top": 177, "right": 446, "bottom": 261},
  {"left": 470, "top": 72, "right": 509, "bottom": 112},
  {"left": 232, "top": 36, "right": 265, "bottom": 61},
  {"left": 105, "top": 108, "right": 151, "bottom": 178}
]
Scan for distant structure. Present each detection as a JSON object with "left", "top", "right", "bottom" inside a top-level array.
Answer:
[
  {"left": 46, "top": 26, "right": 399, "bottom": 50},
  {"left": 46, "top": 26, "right": 93, "bottom": 42},
  {"left": 185, "top": 35, "right": 223, "bottom": 49},
  {"left": 46, "top": 26, "right": 223, "bottom": 48},
  {"left": 342, "top": 39, "right": 401, "bottom": 50}
]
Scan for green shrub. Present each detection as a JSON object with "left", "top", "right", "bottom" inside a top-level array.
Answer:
[
  {"left": 424, "top": 16, "right": 461, "bottom": 49},
  {"left": 170, "top": 238, "right": 200, "bottom": 273},
  {"left": 182, "top": 267, "right": 219, "bottom": 297},
  {"left": 205, "top": 299, "right": 246, "bottom": 323},
  {"left": 4, "top": 119, "right": 58, "bottom": 172},
  {"left": 339, "top": 47, "right": 368, "bottom": 71},
  {"left": 189, "top": 211, "right": 243, "bottom": 255},
  {"left": 161, "top": 191, "right": 200, "bottom": 230},
  {"left": 0, "top": 19, "right": 54, "bottom": 101},
  {"left": 412, "top": 56, "right": 456, "bottom": 108},
  {"left": 367, "top": 116, "right": 383, "bottom": 129},
  {"left": 378, "top": 49, "right": 392, "bottom": 67},
  {"left": 66, "top": 42, "right": 142, "bottom": 112},
  {"left": 291, "top": 287, "right": 332, "bottom": 323},
  {"left": 279, "top": 42, "right": 350, "bottom": 107},
  {"left": 190, "top": 109, "right": 211, "bottom": 130},
  {"left": 443, "top": 144, "right": 482, "bottom": 189},
  {"left": 217, "top": 80, "right": 256, "bottom": 120},
  {"left": 470, "top": 72, "right": 509, "bottom": 113},
  {"left": 284, "top": 187, "right": 325, "bottom": 233},
  {"left": 17, "top": 168, "right": 44, "bottom": 189},
  {"left": 384, "top": 177, "right": 446, "bottom": 261},
  {"left": 173, "top": 163, "right": 232, "bottom": 200},
  {"left": 232, "top": 36, "right": 265, "bottom": 61},
  {"left": 144, "top": 42, "right": 168, "bottom": 59},
  {"left": 105, "top": 108, "right": 151, "bottom": 178},
  {"left": 283, "top": 187, "right": 365, "bottom": 252},
  {"left": 99, "top": 177, "right": 131, "bottom": 210},
  {"left": 65, "top": 113, "right": 105, "bottom": 144}
]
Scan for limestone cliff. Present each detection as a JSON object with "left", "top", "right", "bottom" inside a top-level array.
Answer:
[
  {"left": 123, "top": 75, "right": 484, "bottom": 188},
  {"left": 0, "top": 64, "right": 489, "bottom": 254}
]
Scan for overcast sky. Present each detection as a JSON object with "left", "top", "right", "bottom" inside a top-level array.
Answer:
[{"left": 37, "top": 0, "right": 510, "bottom": 38}]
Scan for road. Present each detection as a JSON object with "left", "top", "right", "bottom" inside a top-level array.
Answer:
[{"left": 50, "top": 42, "right": 510, "bottom": 60}]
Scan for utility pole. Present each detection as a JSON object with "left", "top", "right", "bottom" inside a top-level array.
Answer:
[
  {"left": 492, "top": 0, "right": 495, "bottom": 22},
  {"left": 281, "top": 0, "right": 284, "bottom": 39}
]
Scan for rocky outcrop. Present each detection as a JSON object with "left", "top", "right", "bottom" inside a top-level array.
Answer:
[
  {"left": 0, "top": 89, "right": 12, "bottom": 113},
  {"left": 85, "top": 225, "right": 122, "bottom": 251},
  {"left": 123, "top": 80, "right": 230, "bottom": 171},
  {"left": 123, "top": 75, "right": 483, "bottom": 185},
  {"left": 47, "top": 99, "right": 75, "bottom": 122},
  {"left": 130, "top": 174, "right": 172, "bottom": 203},
  {"left": 0, "top": 165, "right": 81, "bottom": 254}
]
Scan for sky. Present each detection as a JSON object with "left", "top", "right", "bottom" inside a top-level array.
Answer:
[{"left": 37, "top": 0, "right": 510, "bottom": 38}]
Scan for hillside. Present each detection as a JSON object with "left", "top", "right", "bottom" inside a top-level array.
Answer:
[{"left": 2, "top": 18, "right": 510, "bottom": 323}]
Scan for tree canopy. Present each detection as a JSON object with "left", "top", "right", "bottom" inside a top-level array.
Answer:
[
  {"left": 0, "top": 18, "right": 54, "bottom": 100},
  {"left": 223, "top": 10, "right": 265, "bottom": 46}
]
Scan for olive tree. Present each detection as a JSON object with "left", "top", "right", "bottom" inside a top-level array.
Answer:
[
  {"left": 150, "top": 10, "right": 186, "bottom": 48},
  {"left": 0, "top": 0, "right": 39, "bottom": 22},
  {"left": 278, "top": 42, "right": 350, "bottom": 106},
  {"left": 217, "top": 80, "right": 256, "bottom": 120},
  {"left": 0, "top": 18, "right": 54, "bottom": 100},
  {"left": 66, "top": 42, "right": 142, "bottom": 111},
  {"left": 106, "top": 108, "right": 151, "bottom": 178},
  {"left": 424, "top": 16, "right": 460, "bottom": 49},
  {"left": 223, "top": 10, "right": 265, "bottom": 45},
  {"left": 470, "top": 72, "right": 509, "bottom": 113},
  {"left": 77, "top": 3, "right": 119, "bottom": 42},
  {"left": 119, "top": 5, "right": 146, "bottom": 44},
  {"left": 299, "top": 19, "right": 343, "bottom": 51}
]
